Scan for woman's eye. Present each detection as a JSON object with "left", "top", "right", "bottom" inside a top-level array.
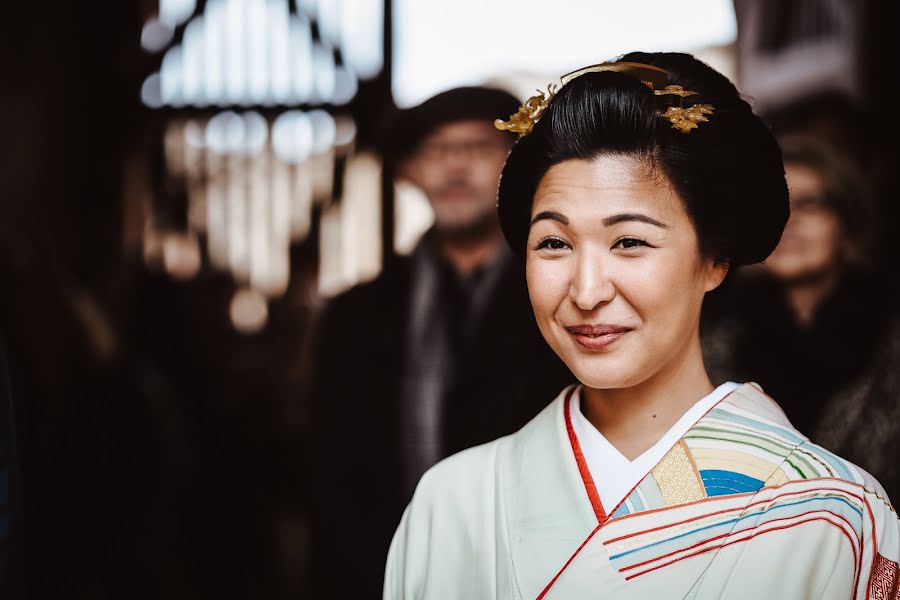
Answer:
[
  {"left": 614, "top": 237, "right": 648, "bottom": 250},
  {"left": 535, "top": 237, "right": 569, "bottom": 251}
]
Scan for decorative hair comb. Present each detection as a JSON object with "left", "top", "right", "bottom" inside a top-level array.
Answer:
[{"left": 494, "top": 61, "right": 715, "bottom": 136}]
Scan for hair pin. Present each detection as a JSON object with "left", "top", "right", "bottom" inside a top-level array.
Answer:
[
  {"left": 494, "top": 85, "right": 557, "bottom": 136},
  {"left": 657, "top": 104, "right": 715, "bottom": 133}
]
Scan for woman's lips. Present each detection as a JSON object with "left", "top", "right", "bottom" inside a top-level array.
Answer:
[{"left": 564, "top": 324, "right": 632, "bottom": 351}]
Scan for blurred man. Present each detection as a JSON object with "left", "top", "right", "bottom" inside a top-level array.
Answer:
[{"left": 309, "top": 87, "right": 572, "bottom": 598}]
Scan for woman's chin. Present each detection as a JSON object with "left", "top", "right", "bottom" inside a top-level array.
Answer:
[
  {"left": 568, "top": 367, "right": 643, "bottom": 391},
  {"left": 551, "top": 343, "right": 636, "bottom": 389}
]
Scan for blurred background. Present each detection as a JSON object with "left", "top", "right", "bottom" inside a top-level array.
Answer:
[{"left": 0, "top": 0, "right": 897, "bottom": 598}]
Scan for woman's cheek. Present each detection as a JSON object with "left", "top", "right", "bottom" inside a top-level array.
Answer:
[{"left": 528, "top": 260, "right": 568, "bottom": 314}]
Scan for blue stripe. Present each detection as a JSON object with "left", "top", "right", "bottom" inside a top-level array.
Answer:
[
  {"left": 797, "top": 442, "right": 854, "bottom": 482},
  {"left": 700, "top": 470, "right": 764, "bottom": 496},
  {"left": 706, "top": 408, "right": 805, "bottom": 445},
  {"left": 630, "top": 490, "right": 645, "bottom": 512},
  {"left": 609, "top": 495, "right": 863, "bottom": 560},
  {"left": 636, "top": 476, "right": 665, "bottom": 509}
]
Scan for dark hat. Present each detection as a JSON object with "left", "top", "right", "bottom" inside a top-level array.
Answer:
[{"left": 382, "top": 86, "right": 521, "bottom": 162}]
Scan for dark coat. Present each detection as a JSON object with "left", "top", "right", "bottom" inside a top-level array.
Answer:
[{"left": 308, "top": 252, "right": 573, "bottom": 598}]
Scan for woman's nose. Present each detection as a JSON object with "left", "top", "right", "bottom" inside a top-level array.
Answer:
[{"left": 568, "top": 251, "right": 615, "bottom": 311}]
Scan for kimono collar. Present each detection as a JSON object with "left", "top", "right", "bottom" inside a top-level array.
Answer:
[{"left": 499, "top": 382, "right": 803, "bottom": 599}]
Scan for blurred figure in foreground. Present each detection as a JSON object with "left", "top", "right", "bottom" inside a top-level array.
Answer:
[
  {"left": 309, "top": 87, "right": 572, "bottom": 598},
  {"left": 703, "top": 135, "right": 900, "bottom": 499}
]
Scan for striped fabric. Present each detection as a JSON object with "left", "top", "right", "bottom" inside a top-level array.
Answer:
[
  {"left": 609, "top": 383, "right": 864, "bottom": 517},
  {"left": 596, "top": 383, "right": 899, "bottom": 598},
  {"left": 384, "top": 382, "right": 900, "bottom": 599}
]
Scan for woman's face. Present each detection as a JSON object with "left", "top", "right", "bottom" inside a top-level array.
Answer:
[
  {"left": 525, "top": 156, "right": 726, "bottom": 390},
  {"left": 765, "top": 162, "right": 843, "bottom": 283}
]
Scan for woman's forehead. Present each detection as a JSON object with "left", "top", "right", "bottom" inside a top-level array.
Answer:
[{"left": 532, "top": 156, "right": 681, "bottom": 218}]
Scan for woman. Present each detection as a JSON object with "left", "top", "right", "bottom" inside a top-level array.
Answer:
[
  {"left": 384, "top": 53, "right": 900, "bottom": 599},
  {"left": 703, "top": 135, "right": 900, "bottom": 502}
]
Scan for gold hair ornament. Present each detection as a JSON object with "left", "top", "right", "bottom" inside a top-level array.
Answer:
[
  {"left": 494, "top": 84, "right": 557, "bottom": 136},
  {"left": 657, "top": 103, "right": 715, "bottom": 133},
  {"left": 494, "top": 62, "right": 715, "bottom": 136},
  {"left": 654, "top": 85, "right": 698, "bottom": 98}
]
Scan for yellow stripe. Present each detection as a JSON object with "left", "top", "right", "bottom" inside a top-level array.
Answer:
[{"left": 690, "top": 447, "right": 780, "bottom": 482}]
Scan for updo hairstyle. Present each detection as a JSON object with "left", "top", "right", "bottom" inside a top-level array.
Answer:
[{"left": 497, "top": 51, "right": 790, "bottom": 267}]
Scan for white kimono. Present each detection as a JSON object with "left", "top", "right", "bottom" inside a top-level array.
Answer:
[{"left": 384, "top": 383, "right": 900, "bottom": 599}]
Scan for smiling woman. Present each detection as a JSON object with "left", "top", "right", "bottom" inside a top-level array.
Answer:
[
  {"left": 383, "top": 53, "right": 900, "bottom": 600},
  {"left": 525, "top": 156, "right": 728, "bottom": 461}
]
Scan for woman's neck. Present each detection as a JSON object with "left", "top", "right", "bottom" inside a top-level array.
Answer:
[{"left": 580, "top": 335, "right": 713, "bottom": 460}]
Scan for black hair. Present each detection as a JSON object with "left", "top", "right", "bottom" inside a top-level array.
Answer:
[{"left": 497, "top": 51, "right": 790, "bottom": 267}]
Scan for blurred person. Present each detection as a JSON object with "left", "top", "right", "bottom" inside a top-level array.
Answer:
[
  {"left": 309, "top": 87, "right": 572, "bottom": 598},
  {"left": 762, "top": 91, "right": 869, "bottom": 160},
  {"left": 384, "top": 54, "right": 900, "bottom": 599},
  {"left": 761, "top": 92, "right": 896, "bottom": 271},
  {"left": 703, "top": 135, "right": 900, "bottom": 499}
]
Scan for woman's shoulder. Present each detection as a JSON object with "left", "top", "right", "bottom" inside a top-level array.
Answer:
[
  {"left": 722, "top": 383, "right": 896, "bottom": 505},
  {"left": 787, "top": 437, "right": 896, "bottom": 509},
  {"left": 384, "top": 439, "right": 508, "bottom": 598},
  {"left": 408, "top": 388, "right": 571, "bottom": 517},
  {"left": 780, "top": 438, "right": 900, "bottom": 572},
  {"left": 413, "top": 439, "right": 504, "bottom": 506},
  {"left": 384, "top": 393, "right": 570, "bottom": 598},
  {"left": 722, "top": 384, "right": 900, "bottom": 572}
]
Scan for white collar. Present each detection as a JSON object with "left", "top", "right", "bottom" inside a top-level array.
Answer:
[{"left": 569, "top": 382, "right": 740, "bottom": 513}]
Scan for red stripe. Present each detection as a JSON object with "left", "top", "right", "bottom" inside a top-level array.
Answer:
[
  {"left": 563, "top": 389, "right": 606, "bottom": 523},
  {"left": 624, "top": 516, "right": 860, "bottom": 581},
  {"left": 603, "top": 463, "right": 869, "bottom": 529},
  {"left": 618, "top": 508, "right": 860, "bottom": 578},
  {"left": 539, "top": 386, "right": 740, "bottom": 598},
  {"left": 864, "top": 495, "right": 878, "bottom": 600},
  {"left": 534, "top": 524, "right": 602, "bottom": 600},
  {"left": 602, "top": 385, "right": 743, "bottom": 521},
  {"left": 604, "top": 485, "right": 865, "bottom": 545}
]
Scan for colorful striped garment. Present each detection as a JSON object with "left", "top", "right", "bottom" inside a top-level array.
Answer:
[{"left": 385, "top": 383, "right": 900, "bottom": 599}]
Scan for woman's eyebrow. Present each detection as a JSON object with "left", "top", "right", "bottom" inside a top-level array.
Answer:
[
  {"left": 602, "top": 213, "right": 669, "bottom": 228},
  {"left": 530, "top": 211, "right": 568, "bottom": 226}
]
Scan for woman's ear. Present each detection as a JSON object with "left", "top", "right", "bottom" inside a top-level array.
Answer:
[{"left": 703, "top": 259, "right": 730, "bottom": 293}]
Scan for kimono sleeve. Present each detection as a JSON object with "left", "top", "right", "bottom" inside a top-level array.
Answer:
[
  {"left": 383, "top": 442, "right": 502, "bottom": 600},
  {"left": 383, "top": 504, "right": 415, "bottom": 600},
  {"left": 382, "top": 465, "right": 466, "bottom": 600},
  {"left": 856, "top": 469, "right": 900, "bottom": 599}
]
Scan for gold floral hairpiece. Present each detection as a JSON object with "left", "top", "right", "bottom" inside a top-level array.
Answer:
[
  {"left": 494, "top": 62, "right": 715, "bottom": 136},
  {"left": 653, "top": 85, "right": 715, "bottom": 133},
  {"left": 494, "top": 84, "right": 557, "bottom": 136}
]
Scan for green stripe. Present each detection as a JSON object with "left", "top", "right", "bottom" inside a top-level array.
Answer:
[
  {"left": 783, "top": 450, "right": 819, "bottom": 479},
  {"left": 699, "top": 417, "right": 799, "bottom": 447},
  {"left": 685, "top": 432, "right": 792, "bottom": 458},
  {"left": 689, "top": 425, "right": 795, "bottom": 454},
  {"left": 783, "top": 457, "right": 808, "bottom": 479},
  {"left": 793, "top": 445, "right": 838, "bottom": 478}
]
